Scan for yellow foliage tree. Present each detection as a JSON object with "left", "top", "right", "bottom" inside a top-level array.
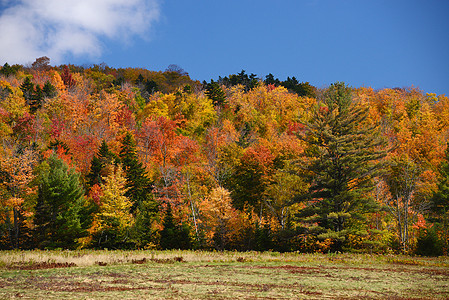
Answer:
[
  {"left": 91, "top": 164, "right": 134, "bottom": 248},
  {"left": 200, "top": 187, "right": 246, "bottom": 250}
]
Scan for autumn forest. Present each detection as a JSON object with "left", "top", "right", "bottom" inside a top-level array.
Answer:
[{"left": 1, "top": 57, "right": 448, "bottom": 255}]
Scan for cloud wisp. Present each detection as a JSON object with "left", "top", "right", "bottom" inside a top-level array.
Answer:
[{"left": 0, "top": 0, "right": 160, "bottom": 65}]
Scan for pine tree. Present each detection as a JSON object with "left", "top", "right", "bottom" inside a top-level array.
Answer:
[
  {"left": 299, "top": 82, "right": 386, "bottom": 251},
  {"left": 34, "top": 154, "right": 90, "bottom": 249}
]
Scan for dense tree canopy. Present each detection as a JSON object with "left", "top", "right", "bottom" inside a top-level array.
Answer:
[{"left": 0, "top": 60, "right": 448, "bottom": 254}]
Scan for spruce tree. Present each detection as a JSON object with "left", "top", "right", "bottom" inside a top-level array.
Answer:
[
  {"left": 119, "top": 133, "right": 156, "bottom": 213},
  {"left": 299, "top": 82, "right": 386, "bottom": 251},
  {"left": 34, "top": 154, "right": 90, "bottom": 249}
]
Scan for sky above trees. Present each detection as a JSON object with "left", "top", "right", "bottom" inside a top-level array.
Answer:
[{"left": 0, "top": 0, "right": 448, "bottom": 95}]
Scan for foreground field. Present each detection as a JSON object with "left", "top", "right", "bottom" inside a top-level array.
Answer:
[{"left": 0, "top": 250, "right": 448, "bottom": 299}]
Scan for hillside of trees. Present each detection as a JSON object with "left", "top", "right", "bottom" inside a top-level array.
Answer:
[{"left": 1, "top": 57, "right": 448, "bottom": 255}]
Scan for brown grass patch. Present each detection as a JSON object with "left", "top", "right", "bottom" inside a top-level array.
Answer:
[{"left": 6, "top": 262, "right": 76, "bottom": 270}]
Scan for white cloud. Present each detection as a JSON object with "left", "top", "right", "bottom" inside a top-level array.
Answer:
[{"left": 0, "top": 0, "right": 160, "bottom": 64}]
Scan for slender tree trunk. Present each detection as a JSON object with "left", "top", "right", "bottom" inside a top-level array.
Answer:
[
  {"left": 13, "top": 207, "right": 19, "bottom": 249},
  {"left": 186, "top": 171, "right": 199, "bottom": 242},
  {"left": 5, "top": 207, "right": 14, "bottom": 249}
]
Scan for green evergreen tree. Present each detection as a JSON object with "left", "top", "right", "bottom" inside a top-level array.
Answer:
[
  {"left": 30, "top": 84, "right": 43, "bottom": 113},
  {"left": 119, "top": 133, "right": 156, "bottom": 213},
  {"left": 298, "top": 82, "right": 386, "bottom": 251},
  {"left": 42, "top": 80, "right": 57, "bottom": 98},
  {"left": 415, "top": 227, "right": 444, "bottom": 256},
  {"left": 87, "top": 140, "right": 117, "bottom": 187},
  {"left": 159, "top": 204, "right": 191, "bottom": 250},
  {"left": 132, "top": 197, "right": 159, "bottom": 249},
  {"left": 34, "top": 154, "right": 91, "bottom": 249},
  {"left": 87, "top": 156, "right": 103, "bottom": 187},
  {"left": 144, "top": 79, "right": 158, "bottom": 94},
  {"left": 280, "top": 77, "right": 317, "bottom": 98},
  {"left": 431, "top": 144, "right": 449, "bottom": 216},
  {"left": 0, "top": 63, "right": 21, "bottom": 77},
  {"left": 20, "top": 77, "right": 34, "bottom": 102},
  {"left": 264, "top": 73, "right": 280, "bottom": 86},
  {"left": 1, "top": 63, "right": 13, "bottom": 77},
  {"left": 430, "top": 143, "right": 449, "bottom": 253},
  {"left": 224, "top": 70, "right": 258, "bottom": 91},
  {"left": 205, "top": 79, "right": 226, "bottom": 107}
]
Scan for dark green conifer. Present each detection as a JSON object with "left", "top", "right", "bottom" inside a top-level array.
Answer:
[
  {"left": 20, "top": 77, "right": 34, "bottom": 102},
  {"left": 42, "top": 80, "right": 57, "bottom": 98},
  {"left": 264, "top": 73, "right": 280, "bottom": 86},
  {"left": 144, "top": 79, "right": 158, "bottom": 94},
  {"left": 160, "top": 204, "right": 191, "bottom": 250},
  {"left": 298, "top": 82, "right": 386, "bottom": 251},
  {"left": 119, "top": 133, "right": 155, "bottom": 212},
  {"left": 431, "top": 144, "right": 449, "bottom": 216},
  {"left": 29, "top": 84, "right": 43, "bottom": 113},
  {"left": 429, "top": 143, "right": 449, "bottom": 252},
  {"left": 205, "top": 79, "right": 226, "bottom": 107},
  {"left": 87, "top": 140, "right": 117, "bottom": 187}
]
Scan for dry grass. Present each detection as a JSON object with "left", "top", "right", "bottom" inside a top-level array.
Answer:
[
  {"left": 0, "top": 250, "right": 448, "bottom": 299},
  {"left": 1, "top": 249, "right": 448, "bottom": 267}
]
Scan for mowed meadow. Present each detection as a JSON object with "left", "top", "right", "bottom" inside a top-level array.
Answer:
[{"left": 0, "top": 250, "right": 448, "bottom": 299}]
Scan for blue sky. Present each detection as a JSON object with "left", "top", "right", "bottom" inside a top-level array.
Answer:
[{"left": 1, "top": 0, "right": 448, "bottom": 95}]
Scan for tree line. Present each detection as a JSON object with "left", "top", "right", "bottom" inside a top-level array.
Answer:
[{"left": 0, "top": 57, "right": 448, "bottom": 255}]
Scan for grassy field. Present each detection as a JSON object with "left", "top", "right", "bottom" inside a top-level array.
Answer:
[{"left": 0, "top": 250, "right": 448, "bottom": 299}]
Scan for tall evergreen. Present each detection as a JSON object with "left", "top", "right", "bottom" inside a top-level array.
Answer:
[
  {"left": 34, "top": 154, "right": 91, "bottom": 249},
  {"left": 119, "top": 133, "right": 156, "bottom": 213},
  {"left": 298, "top": 82, "right": 386, "bottom": 251}
]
